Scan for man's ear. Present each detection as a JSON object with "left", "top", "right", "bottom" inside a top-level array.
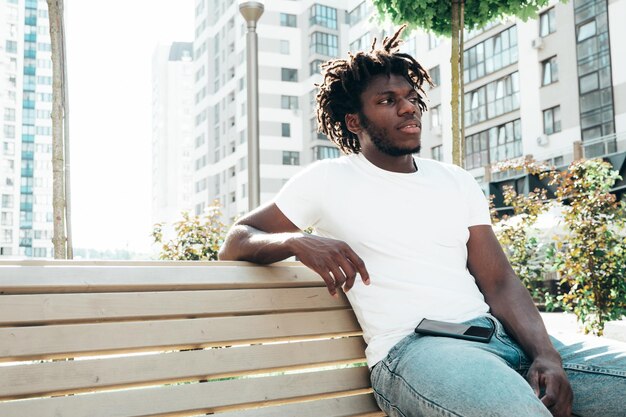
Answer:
[{"left": 345, "top": 113, "right": 361, "bottom": 134}]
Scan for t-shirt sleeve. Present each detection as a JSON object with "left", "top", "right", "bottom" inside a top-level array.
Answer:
[
  {"left": 273, "top": 161, "right": 327, "bottom": 230},
  {"left": 463, "top": 170, "right": 492, "bottom": 227}
]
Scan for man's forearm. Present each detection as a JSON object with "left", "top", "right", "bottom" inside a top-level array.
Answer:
[
  {"left": 485, "top": 275, "right": 560, "bottom": 361},
  {"left": 218, "top": 224, "right": 301, "bottom": 264}
]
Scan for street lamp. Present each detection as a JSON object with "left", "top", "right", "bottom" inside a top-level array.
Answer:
[{"left": 239, "top": 1, "right": 264, "bottom": 211}]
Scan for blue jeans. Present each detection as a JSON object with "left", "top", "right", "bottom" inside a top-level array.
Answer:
[{"left": 371, "top": 315, "right": 626, "bottom": 417}]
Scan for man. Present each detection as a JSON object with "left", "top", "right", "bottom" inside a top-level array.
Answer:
[{"left": 219, "top": 27, "right": 625, "bottom": 417}]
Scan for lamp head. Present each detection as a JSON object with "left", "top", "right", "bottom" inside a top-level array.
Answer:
[{"left": 238, "top": 1, "right": 264, "bottom": 24}]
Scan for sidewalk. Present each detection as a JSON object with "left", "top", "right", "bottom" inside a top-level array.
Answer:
[{"left": 540, "top": 312, "right": 626, "bottom": 342}]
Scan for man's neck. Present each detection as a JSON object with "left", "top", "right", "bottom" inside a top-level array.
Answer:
[{"left": 360, "top": 151, "right": 417, "bottom": 174}]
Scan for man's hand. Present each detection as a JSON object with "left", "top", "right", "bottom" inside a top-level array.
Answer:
[
  {"left": 288, "top": 234, "right": 370, "bottom": 296},
  {"left": 527, "top": 355, "right": 573, "bottom": 417}
]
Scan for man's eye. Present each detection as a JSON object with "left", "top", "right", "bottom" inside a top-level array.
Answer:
[
  {"left": 408, "top": 96, "right": 419, "bottom": 103},
  {"left": 379, "top": 98, "right": 394, "bottom": 104}
]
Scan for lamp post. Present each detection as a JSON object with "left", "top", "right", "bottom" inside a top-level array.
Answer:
[{"left": 239, "top": 1, "right": 264, "bottom": 211}]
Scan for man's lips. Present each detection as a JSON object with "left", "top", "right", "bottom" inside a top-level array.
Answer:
[{"left": 397, "top": 119, "right": 422, "bottom": 133}]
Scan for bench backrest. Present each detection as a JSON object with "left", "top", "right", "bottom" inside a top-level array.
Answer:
[{"left": 0, "top": 261, "right": 383, "bottom": 417}]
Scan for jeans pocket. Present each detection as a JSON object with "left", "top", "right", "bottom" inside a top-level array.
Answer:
[{"left": 488, "top": 315, "right": 530, "bottom": 369}]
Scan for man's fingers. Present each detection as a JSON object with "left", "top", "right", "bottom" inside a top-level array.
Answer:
[
  {"left": 337, "top": 258, "right": 357, "bottom": 292},
  {"left": 329, "top": 266, "right": 347, "bottom": 291},
  {"left": 344, "top": 249, "right": 370, "bottom": 285},
  {"left": 318, "top": 270, "right": 337, "bottom": 296},
  {"left": 527, "top": 371, "right": 540, "bottom": 397}
]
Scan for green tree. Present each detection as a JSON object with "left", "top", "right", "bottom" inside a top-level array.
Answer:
[
  {"left": 152, "top": 202, "right": 227, "bottom": 261},
  {"left": 372, "top": 0, "right": 553, "bottom": 166}
]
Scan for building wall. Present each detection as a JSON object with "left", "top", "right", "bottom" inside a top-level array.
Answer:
[
  {"left": 151, "top": 42, "right": 194, "bottom": 237},
  {"left": 181, "top": 0, "right": 626, "bottom": 224},
  {"left": 0, "top": 0, "right": 53, "bottom": 258}
]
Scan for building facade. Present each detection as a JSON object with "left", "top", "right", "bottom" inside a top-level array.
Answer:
[
  {"left": 188, "top": 0, "right": 626, "bottom": 220},
  {"left": 0, "top": 0, "right": 53, "bottom": 258},
  {"left": 151, "top": 42, "right": 194, "bottom": 233}
]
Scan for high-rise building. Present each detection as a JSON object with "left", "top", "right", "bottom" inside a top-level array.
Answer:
[
  {"left": 189, "top": 0, "right": 626, "bottom": 219},
  {"left": 151, "top": 42, "right": 194, "bottom": 233},
  {"left": 193, "top": 0, "right": 353, "bottom": 223},
  {"left": 1, "top": 0, "right": 53, "bottom": 258}
]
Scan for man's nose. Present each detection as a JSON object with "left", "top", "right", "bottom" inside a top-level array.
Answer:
[{"left": 398, "top": 98, "right": 418, "bottom": 116}]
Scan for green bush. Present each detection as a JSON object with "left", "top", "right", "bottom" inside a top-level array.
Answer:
[
  {"left": 493, "top": 159, "right": 626, "bottom": 335},
  {"left": 152, "top": 201, "right": 227, "bottom": 261},
  {"left": 546, "top": 159, "right": 626, "bottom": 335}
]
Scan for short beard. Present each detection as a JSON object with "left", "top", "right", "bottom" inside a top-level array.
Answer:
[{"left": 359, "top": 113, "right": 421, "bottom": 156}]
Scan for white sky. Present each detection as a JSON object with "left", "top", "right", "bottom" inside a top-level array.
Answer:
[{"left": 65, "top": 0, "right": 194, "bottom": 253}]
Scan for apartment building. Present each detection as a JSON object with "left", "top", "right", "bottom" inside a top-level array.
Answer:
[
  {"left": 190, "top": 0, "right": 626, "bottom": 219},
  {"left": 0, "top": 0, "right": 53, "bottom": 258},
  {"left": 193, "top": 0, "right": 354, "bottom": 222},
  {"left": 151, "top": 42, "right": 194, "bottom": 232}
]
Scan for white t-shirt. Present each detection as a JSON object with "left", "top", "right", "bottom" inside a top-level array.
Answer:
[{"left": 274, "top": 153, "right": 492, "bottom": 367}]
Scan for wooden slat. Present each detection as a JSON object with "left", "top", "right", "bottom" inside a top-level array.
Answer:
[
  {"left": 0, "top": 264, "right": 323, "bottom": 294},
  {"left": 0, "top": 367, "right": 373, "bottom": 417},
  {"left": 0, "top": 260, "right": 267, "bottom": 267},
  {"left": 0, "top": 337, "right": 367, "bottom": 400},
  {"left": 0, "top": 310, "right": 361, "bottom": 361},
  {"left": 0, "top": 288, "right": 347, "bottom": 325},
  {"left": 214, "top": 393, "right": 384, "bottom": 417}
]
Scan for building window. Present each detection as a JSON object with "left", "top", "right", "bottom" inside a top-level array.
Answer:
[
  {"left": 283, "top": 151, "right": 300, "bottom": 165},
  {"left": 539, "top": 8, "right": 556, "bottom": 37},
  {"left": 280, "top": 40, "right": 289, "bottom": 55},
  {"left": 577, "top": 19, "right": 596, "bottom": 42},
  {"left": 349, "top": 32, "right": 371, "bottom": 53},
  {"left": 310, "top": 4, "right": 337, "bottom": 29},
  {"left": 431, "top": 145, "right": 443, "bottom": 161},
  {"left": 542, "top": 56, "right": 558, "bottom": 86},
  {"left": 309, "top": 59, "right": 324, "bottom": 76},
  {"left": 465, "top": 119, "right": 522, "bottom": 169},
  {"left": 281, "top": 95, "right": 298, "bottom": 110},
  {"left": 5, "top": 40, "right": 17, "bottom": 53},
  {"left": 281, "top": 68, "right": 298, "bottom": 82},
  {"left": 280, "top": 13, "right": 296, "bottom": 27},
  {"left": 281, "top": 123, "right": 291, "bottom": 137},
  {"left": 430, "top": 105, "right": 440, "bottom": 128},
  {"left": 2, "top": 194, "right": 13, "bottom": 209},
  {"left": 464, "top": 26, "right": 518, "bottom": 84},
  {"left": 310, "top": 32, "right": 338, "bottom": 57},
  {"left": 314, "top": 146, "right": 340, "bottom": 160},
  {"left": 349, "top": 2, "right": 369, "bottom": 26},
  {"left": 429, "top": 34, "right": 440, "bottom": 50},
  {"left": 543, "top": 106, "right": 561, "bottom": 135},
  {"left": 429, "top": 66, "right": 440, "bottom": 87}
]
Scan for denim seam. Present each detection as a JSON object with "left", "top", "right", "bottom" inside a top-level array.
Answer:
[
  {"left": 375, "top": 360, "right": 463, "bottom": 417},
  {"left": 373, "top": 390, "right": 409, "bottom": 417},
  {"left": 563, "top": 363, "right": 626, "bottom": 377}
]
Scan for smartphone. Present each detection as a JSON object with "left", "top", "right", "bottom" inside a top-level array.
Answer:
[{"left": 415, "top": 318, "right": 494, "bottom": 343}]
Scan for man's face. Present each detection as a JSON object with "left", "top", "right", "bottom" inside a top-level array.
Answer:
[{"left": 356, "top": 74, "right": 422, "bottom": 157}]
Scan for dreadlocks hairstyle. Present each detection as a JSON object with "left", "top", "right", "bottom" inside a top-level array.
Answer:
[{"left": 315, "top": 25, "right": 432, "bottom": 155}]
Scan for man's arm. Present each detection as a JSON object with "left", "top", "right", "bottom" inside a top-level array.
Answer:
[
  {"left": 467, "top": 225, "right": 573, "bottom": 417},
  {"left": 218, "top": 202, "right": 369, "bottom": 295}
]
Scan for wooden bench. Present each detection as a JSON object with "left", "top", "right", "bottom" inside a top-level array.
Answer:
[{"left": 0, "top": 261, "right": 384, "bottom": 417}]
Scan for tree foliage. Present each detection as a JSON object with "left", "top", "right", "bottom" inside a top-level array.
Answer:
[
  {"left": 547, "top": 160, "right": 626, "bottom": 335},
  {"left": 152, "top": 202, "right": 227, "bottom": 261},
  {"left": 372, "top": 0, "right": 552, "bottom": 36},
  {"left": 493, "top": 158, "right": 626, "bottom": 335},
  {"left": 492, "top": 185, "right": 550, "bottom": 301}
]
